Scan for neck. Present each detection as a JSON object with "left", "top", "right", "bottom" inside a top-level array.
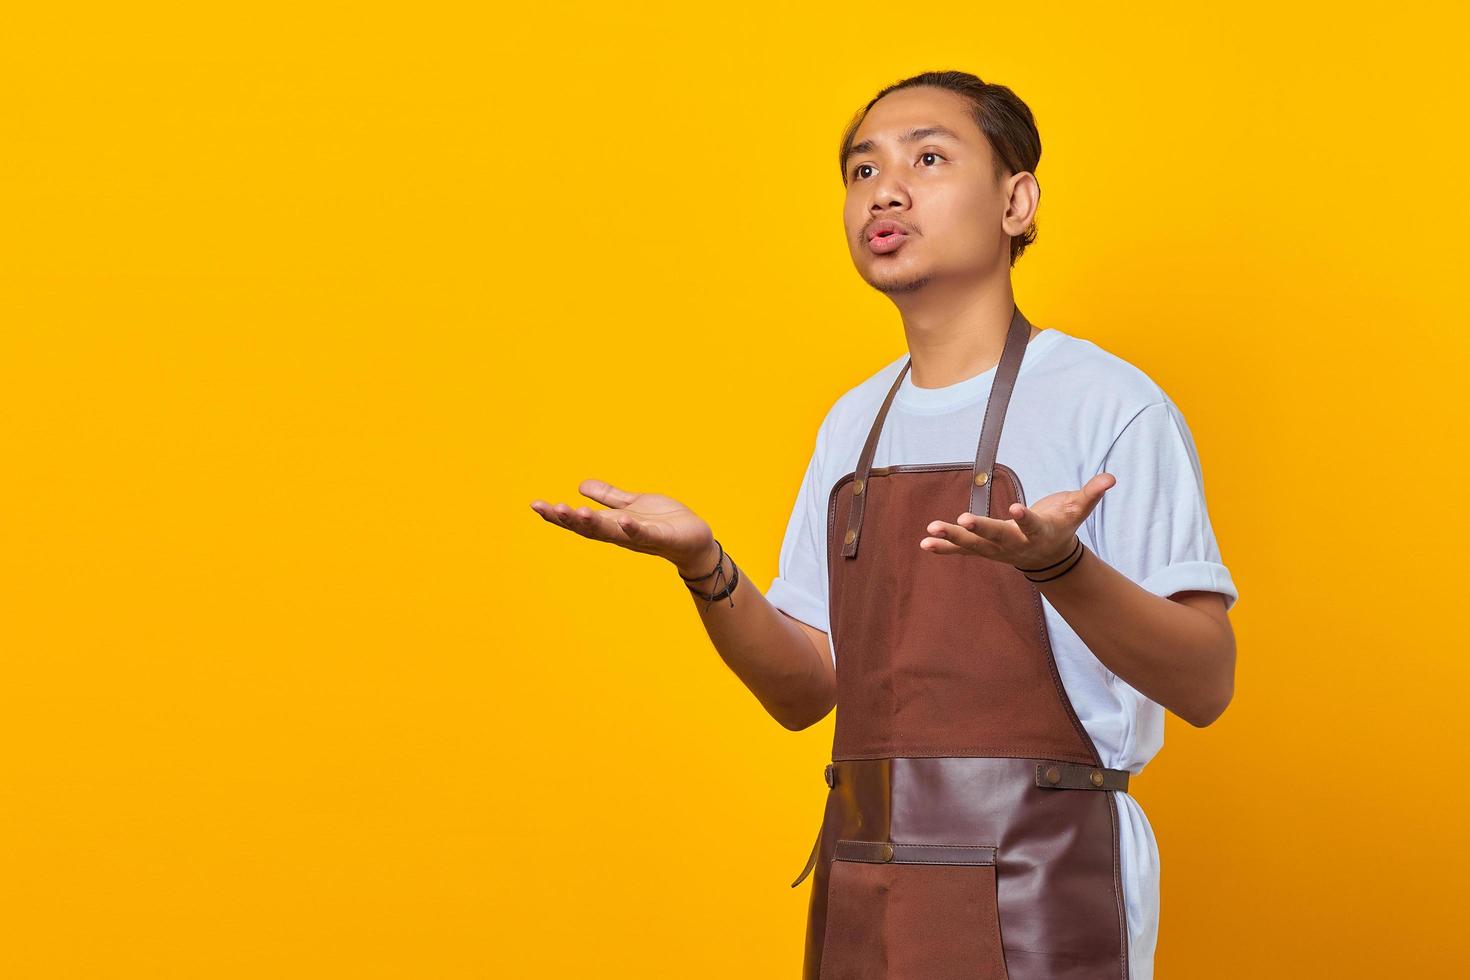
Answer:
[{"left": 892, "top": 275, "right": 1036, "bottom": 389}]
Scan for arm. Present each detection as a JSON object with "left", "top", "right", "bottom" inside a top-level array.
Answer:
[
  {"left": 675, "top": 539, "right": 837, "bottom": 731},
  {"left": 530, "top": 480, "right": 836, "bottom": 731},
  {"left": 1030, "top": 551, "right": 1234, "bottom": 727},
  {"left": 922, "top": 399, "right": 1239, "bottom": 728},
  {"left": 926, "top": 486, "right": 1236, "bottom": 728}
]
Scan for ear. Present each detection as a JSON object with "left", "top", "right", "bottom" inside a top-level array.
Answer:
[{"left": 1001, "top": 171, "right": 1040, "bottom": 237}]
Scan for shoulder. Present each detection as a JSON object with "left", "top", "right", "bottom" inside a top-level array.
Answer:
[
  {"left": 813, "top": 350, "right": 909, "bottom": 445},
  {"left": 1026, "top": 328, "right": 1187, "bottom": 449},
  {"left": 1035, "top": 329, "right": 1168, "bottom": 412}
]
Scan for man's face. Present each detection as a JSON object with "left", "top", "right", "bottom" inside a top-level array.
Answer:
[{"left": 842, "top": 86, "right": 1015, "bottom": 295}]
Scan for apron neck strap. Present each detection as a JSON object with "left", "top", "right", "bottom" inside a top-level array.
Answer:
[
  {"left": 840, "top": 304, "right": 1033, "bottom": 559},
  {"left": 969, "top": 304, "right": 1033, "bottom": 516}
]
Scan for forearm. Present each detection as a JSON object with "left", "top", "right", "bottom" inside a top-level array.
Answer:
[
  {"left": 675, "top": 541, "right": 836, "bottom": 730},
  {"left": 1032, "top": 542, "right": 1234, "bottom": 727}
]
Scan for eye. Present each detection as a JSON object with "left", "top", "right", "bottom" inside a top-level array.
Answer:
[{"left": 850, "top": 151, "right": 947, "bottom": 182}]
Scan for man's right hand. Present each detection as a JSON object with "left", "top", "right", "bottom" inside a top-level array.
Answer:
[
  {"left": 532, "top": 479, "right": 836, "bottom": 731},
  {"left": 530, "top": 479, "right": 717, "bottom": 576}
]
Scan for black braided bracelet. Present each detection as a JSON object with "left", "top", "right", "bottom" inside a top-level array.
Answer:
[
  {"left": 686, "top": 559, "right": 740, "bottom": 611},
  {"left": 677, "top": 538, "right": 740, "bottom": 610},
  {"left": 678, "top": 538, "right": 725, "bottom": 583}
]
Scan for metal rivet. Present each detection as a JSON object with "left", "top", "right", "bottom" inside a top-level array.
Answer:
[
  {"left": 1045, "top": 766, "right": 1062, "bottom": 785},
  {"left": 878, "top": 843, "right": 894, "bottom": 862},
  {"left": 974, "top": 471, "right": 989, "bottom": 486},
  {"left": 852, "top": 478, "right": 864, "bottom": 496},
  {"left": 1090, "top": 770, "right": 1105, "bottom": 787},
  {"left": 843, "top": 528, "right": 856, "bottom": 545}
]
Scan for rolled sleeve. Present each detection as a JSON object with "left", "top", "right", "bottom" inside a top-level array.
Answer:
[
  {"left": 766, "top": 418, "right": 833, "bottom": 641},
  {"left": 1136, "top": 559, "right": 1238, "bottom": 609},
  {"left": 765, "top": 577, "right": 829, "bottom": 635}
]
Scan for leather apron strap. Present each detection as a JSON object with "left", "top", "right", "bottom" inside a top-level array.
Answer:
[{"left": 839, "top": 304, "right": 1033, "bottom": 559}]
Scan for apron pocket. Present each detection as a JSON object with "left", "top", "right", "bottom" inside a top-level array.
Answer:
[{"left": 818, "top": 839, "right": 1009, "bottom": 980}]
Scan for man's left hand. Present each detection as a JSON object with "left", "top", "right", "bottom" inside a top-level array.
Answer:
[{"left": 920, "top": 472, "right": 1116, "bottom": 569}]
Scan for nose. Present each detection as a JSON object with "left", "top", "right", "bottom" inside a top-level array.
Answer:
[
  {"left": 871, "top": 194, "right": 907, "bottom": 214},
  {"left": 869, "top": 183, "right": 909, "bottom": 220}
]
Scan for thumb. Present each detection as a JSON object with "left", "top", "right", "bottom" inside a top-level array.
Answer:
[
  {"left": 1083, "top": 472, "right": 1116, "bottom": 503},
  {"left": 581, "top": 478, "right": 639, "bottom": 508},
  {"left": 1074, "top": 472, "right": 1116, "bottom": 521}
]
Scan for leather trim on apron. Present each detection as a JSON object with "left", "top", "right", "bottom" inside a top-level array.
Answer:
[{"left": 793, "top": 305, "right": 1132, "bottom": 980}]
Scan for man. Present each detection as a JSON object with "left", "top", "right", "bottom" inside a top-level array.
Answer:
[{"left": 531, "top": 69, "right": 1237, "bottom": 980}]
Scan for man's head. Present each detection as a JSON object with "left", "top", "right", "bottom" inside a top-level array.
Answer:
[{"left": 838, "top": 71, "right": 1041, "bottom": 296}]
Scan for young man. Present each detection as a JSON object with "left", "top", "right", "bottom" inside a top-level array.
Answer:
[{"left": 531, "top": 70, "right": 1237, "bottom": 980}]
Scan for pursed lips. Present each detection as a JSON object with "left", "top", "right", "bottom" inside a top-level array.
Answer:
[
  {"left": 865, "top": 220, "right": 913, "bottom": 243},
  {"left": 865, "top": 220, "right": 913, "bottom": 252}
]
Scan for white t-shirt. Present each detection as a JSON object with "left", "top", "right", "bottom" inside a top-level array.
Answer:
[{"left": 766, "top": 325, "right": 1238, "bottom": 980}]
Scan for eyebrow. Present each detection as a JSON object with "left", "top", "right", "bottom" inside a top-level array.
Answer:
[{"left": 847, "top": 125, "right": 966, "bottom": 159}]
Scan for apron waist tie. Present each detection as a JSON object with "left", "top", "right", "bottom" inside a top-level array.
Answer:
[{"left": 788, "top": 764, "right": 837, "bottom": 888}]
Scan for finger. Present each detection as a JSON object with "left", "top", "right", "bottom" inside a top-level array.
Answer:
[
  {"left": 1072, "top": 473, "right": 1116, "bottom": 521},
  {"left": 563, "top": 504, "right": 634, "bottom": 544},
  {"left": 551, "top": 502, "right": 590, "bottom": 534},
  {"left": 529, "top": 499, "right": 563, "bottom": 523},
  {"left": 531, "top": 501, "right": 580, "bottom": 533},
  {"left": 952, "top": 512, "right": 1028, "bottom": 550},
  {"left": 614, "top": 513, "right": 664, "bottom": 550},
  {"left": 548, "top": 502, "right": 601, "bottom": 539},
  {"left": 923, "top": 519, "right": 1005, "bottom": 559},
  {"left": 919, "top": 535, "right": 969, "bottom": 555},
  {"left": 579, "top": 478, "right": 639, "bottom": 508},
  {"left": 532, "top": 505, "right": 582, "bottom": 537},
  {"left": 1007, "top": 502, "right": 1047, "bottom": 538},
  {"left": 1082, "top": 472, "right": 1116, "bottom": 503}
]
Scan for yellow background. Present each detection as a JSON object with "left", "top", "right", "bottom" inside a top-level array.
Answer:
[{"left": 2, "top": 3, "right": 1465, "bottom": 976}]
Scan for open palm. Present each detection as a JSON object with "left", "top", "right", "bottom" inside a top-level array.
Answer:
[
  {"left": 530, "top": 479, "right": 713, "bottom": 567},
  {"left": 921, "top": 472, "right": 1116, "bottom": 567}
]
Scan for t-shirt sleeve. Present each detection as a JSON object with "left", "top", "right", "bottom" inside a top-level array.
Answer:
[
  {"left": 1087, "top": 397, "right": 1239, "bottom": 613},
  {"left": 765, "top": 417, "right": 832, "bottom": 637}
]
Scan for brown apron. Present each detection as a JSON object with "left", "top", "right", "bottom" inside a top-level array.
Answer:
[{"left": 789, "top": 304, "right": 1132, "bottom": 980}]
